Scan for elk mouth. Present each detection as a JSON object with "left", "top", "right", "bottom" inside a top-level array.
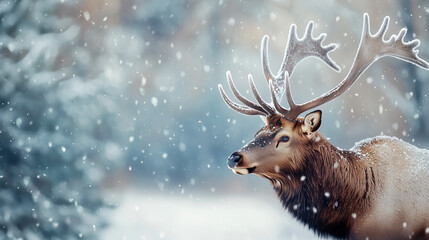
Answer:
[{"left": 231, "top": 166, "right": 256, "bottom": 175}]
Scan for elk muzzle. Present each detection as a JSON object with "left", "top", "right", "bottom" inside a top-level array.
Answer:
[
  {"left": 227, "top": 151, "right": 256, "bottom": 175},
  {"left": 227, "top": 152, "right": 242, "bottom": 168}
]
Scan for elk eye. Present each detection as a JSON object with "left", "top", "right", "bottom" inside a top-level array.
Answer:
[{"left": 280, "top": 136, "right": 290, "bottom": 142}]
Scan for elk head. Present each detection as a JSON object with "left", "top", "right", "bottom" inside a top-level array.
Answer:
[{"left": 219, "top": 14, "right": 428, "bottom": 177}]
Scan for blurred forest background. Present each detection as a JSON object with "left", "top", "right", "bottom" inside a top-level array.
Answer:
[{"left": 1, "top": 0, "right": 428, "bottom": 239}]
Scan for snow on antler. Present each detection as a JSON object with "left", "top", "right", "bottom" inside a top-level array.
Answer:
[
  {"left": 282, "top": 13, "right": 429, "bottom": 119},
  {"left": 219, "top": 13, "right": 429, "bottom": 120},
  {"left": 219, "top": 19, "right": 340, "bottom": 118},
  {"left": 262, "top": 21, "right": 340, "bottom": 101}
]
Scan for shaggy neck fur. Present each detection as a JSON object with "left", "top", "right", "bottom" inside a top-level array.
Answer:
[{"left": 264, "top": 133, "right": 377, "bottom": 239}]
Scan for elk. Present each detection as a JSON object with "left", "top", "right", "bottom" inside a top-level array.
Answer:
[{"left": 218, "top": 14, "right": 429, "bottom": 240}]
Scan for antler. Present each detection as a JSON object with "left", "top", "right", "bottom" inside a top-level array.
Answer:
[
  {"left": 279, "top": 13, "right": 429, "bottom": 119},
  {"left": 263, "top": 21, "right": 340, "bottom": 101},
  {"left": 219, "top": 20, "right": 340, "bottom": 117},
  {"left": 219, "top": 14, "right": 429, "bottom": 120},
  {"left": 218, "top": 71, "right": 269, "bottom": 116}
]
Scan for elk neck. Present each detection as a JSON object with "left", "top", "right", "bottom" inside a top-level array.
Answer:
[{"left": 266, "top": 133, "right": 377, "bottom": 238}]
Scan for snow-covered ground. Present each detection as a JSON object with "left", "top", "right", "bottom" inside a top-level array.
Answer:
[{"left": 101, "top": 190, "right": 320, "bottom": 240}]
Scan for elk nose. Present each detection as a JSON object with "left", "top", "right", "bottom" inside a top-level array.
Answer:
[{"left": 227, "top": 152, "right": 242, "bottom": 168}]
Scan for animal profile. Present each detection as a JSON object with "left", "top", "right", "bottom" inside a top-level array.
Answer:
[{"left": 219, "top": 14, "right": 429, "bottom": 239}]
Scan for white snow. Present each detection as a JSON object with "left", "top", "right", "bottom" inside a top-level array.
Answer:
[
  {"left": 351, "top": 135, "right": 429, "bottom": 175},
  {"left": 203, "top": 65, "right": 211, "bottom": 73},
  {"left": 141, "top": 76, "right": 147, "bottom": 86},
  {"left": 151, "top": 97, "right": 158, "bottom": 107},
  {"left": 227, "top": 18, "right": 235, "bottom": 26},
  {"left": 312, "top": 207, "right": 317, "bottom": 214},
  {"left": 366, "top": 77, "right": 373, "bottom": 84},
  {"left": 335, "top": 120, "right": 340, "bottom": 129},
  {"left": 179, "top": 142, "right": 186, "bottom": 152},
  {"left": 176, "top": 51, "right": 182, "bottom": 60},
  {"left": 101, "top": 190, "right": 318, "bottom": 240},
  {"left": 275, "top": 164, "right": 280, "bottom": 173},
  {"left": 83, "top": 12, "right": 90, "bottom": 21},
  {"left": 351, "top": 135, "right": 400, "bottom": 153}
]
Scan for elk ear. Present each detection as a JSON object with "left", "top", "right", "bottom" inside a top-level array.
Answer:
[{"left": 302, "top": 110, "right": 322, "bottom": 134}]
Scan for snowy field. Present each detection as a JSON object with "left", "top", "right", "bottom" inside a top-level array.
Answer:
[{"left": 101, "top": 190, "right": 320, "bottom": 240}]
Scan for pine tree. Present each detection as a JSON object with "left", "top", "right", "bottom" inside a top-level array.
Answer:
[{"left": 0, "top": 1, "right": 125, "bottom": 239}]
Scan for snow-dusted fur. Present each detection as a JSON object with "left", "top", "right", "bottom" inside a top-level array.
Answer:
[{"left": 349, "top": 136, "right": 429, "bottom": 239}]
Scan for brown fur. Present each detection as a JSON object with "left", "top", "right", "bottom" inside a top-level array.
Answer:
[
  {"left": 231, "top": 114, "right": 429, "bottom": 239},
  {"left": 266, "top": 132, "right": 374, "bottom": 238}
]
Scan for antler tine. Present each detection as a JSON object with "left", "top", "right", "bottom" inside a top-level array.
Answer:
[
  {"left": 268, "top": 72, "right": 300, "bottom": 120},
  {"left": 248, "top": 74, "right": 276, "bottom": 116},
  {"left": 305, "top": 21, "right": 314, "bottom": 38},
  {"left": 261, "top": 35, "right": 276, "bottom": 83},
  {"left": 218, "top": 84, "right": 267, "bottom": 116},
  {"left": 279, "top": 20, "right": 341, "bottom": 77},
  {"left": 395, "top": 28, "right": 407, "bottom": 42},
  {"left": 284, "top": 71, "right": 297, "bottom": 109},
  {"left": 226, "top": 71, "right": 267, "bottom": 114},
  {"left": 384, "top": 29, "right": 428, "bottom": 68},
  {"left": 373, "top": 15, "right": 389, "bottom": 38},
  {"left": 269, "top": 80, "right": 289, "bottom": 116},
  {"left": 282, "top": 13, "right": 429, "bottom": 119},
  {"left": 367, "top": 14, "right": 428, "bottom": 68},
  {"left": 265, "top": 20, "right": 341, "bottom": 104}
]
